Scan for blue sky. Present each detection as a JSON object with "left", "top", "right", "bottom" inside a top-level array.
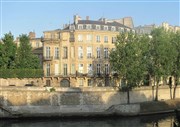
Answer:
[{"left": 0, "top": 0, "right": 179, "bottom": 38}]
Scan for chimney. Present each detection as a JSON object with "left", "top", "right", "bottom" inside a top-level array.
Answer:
[
  {"left": 86, "top": 16, "right": 89, "bottom": 20},
  {"left": 74, "top": 14, "right": 81, "bottom": 24},
  {"left": 29, "top": 32, "right": 36, "bottom": 39},
  {"left": 103, "top": 18, "right": 107, "bottom": 24}
]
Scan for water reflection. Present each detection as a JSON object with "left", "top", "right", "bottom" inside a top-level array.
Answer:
[{"left": 0, "top": 114, "right": 178, "bottom": 127}]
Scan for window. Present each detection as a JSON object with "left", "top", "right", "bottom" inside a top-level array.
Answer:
[
  {"left": 63, "top": 64, "right": 67, "bottom": 76},
  {"left": 104, "top": 48, "right": 109, "bottom": 58},
  {"left": 78, "top": 46, "right": 83, "bottom": 59},
  {"left": 63, "top": 47, "right": 68, "bottom": 59},
  {"left": 87, "top": 46, "right": 92, "bottom": 58},
  {"left": 97, "top": 64, "right": 101, "bottom": 74},
  {"left": 120, "top": 28, "right": 124, "bottom": 33},
  {"left": 78, "top": 25, "right": 83, "bottom": 30},
  {"left": 88, "top": 79, "right": 93, "bottom": 86},
  {"left": 96, "top": 35, "right": 100, "bottom": 42},
  {"left": 78, "top": 34, "right": 83, "bottom": 42},
  {"left": 104, "top": 26, "right": 108, "bottom": 31},
  {"left": 97, "top": 47, "right": 101, "bottom": 58},
  {"left": 46, "top": 63, "right": 50, "bottom": 76},
  {"left": 46, "top": 47, "right": 50, "bottom": 58},
  {"left": 36, "top": 42, "right": 39, "bottom": 48},
  {"left": 55, "top": 47, "right": 59, "bottom": 59},
  {"left": 71, "top": 64, "right": 75, "bottom": 74},
  {"left": 79, "top": 79, "right": 84, "bottom": 87},
  {"left": 111, "top": 26, "right": 116, "bottom": 31},
  {"left": 105, "top": 64, "right": 109, "bottom": 75},
  {"left": 112, "top": 37, "right": 116, "bottom": 43},
  {"left": 87, "top": 64, "right": 92, "bottom": 74},
  {"left": 78, "top": 64, "right": 83, "bottom": 73},
  {"left": 96, "top": 25, "right": 100, "bottom": 30},
  {"left": 86, "top": 34, "right": 92, "bottom": 42},
  {"left": 104, "top": 36, "right": 108, "bottom": 43},
  {"left": 86, "top": 24, "right": 92, "bottom": 29}
]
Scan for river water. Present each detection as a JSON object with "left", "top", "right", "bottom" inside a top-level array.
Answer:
[{"left": 0, "top": 114, "right": 178, "bottom": 127}]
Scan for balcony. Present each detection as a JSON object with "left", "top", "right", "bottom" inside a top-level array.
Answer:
[
  {"left": 43, "top": 56, "right": 53, "bottom": 61},
  {"left": 69, "top": 38, "right": 75, "bottom": 42},
  {"left": 41, "top": 37, "right": 60, "bottom": 43}
]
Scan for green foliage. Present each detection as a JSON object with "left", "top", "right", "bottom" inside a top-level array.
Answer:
[
  {"left": 16, "top": 34, "right": 40, "bottom": 69},
  {"left": 110, "top": 32, "right": 149, "bottom": 90},
  {"left": 0, "top": 69, "right": 43, "bottom": 78},
  {"left": 0, "top": 32, "right": 17, "bottom": 69}
]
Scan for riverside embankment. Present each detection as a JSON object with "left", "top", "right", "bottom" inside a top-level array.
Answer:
[{"left": 0, "top": 86, "right": 180, "bottom": 118}]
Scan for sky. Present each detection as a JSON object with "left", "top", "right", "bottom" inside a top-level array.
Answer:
[{"left": 0, "top": 0, "right": 180, "bottom": 38}]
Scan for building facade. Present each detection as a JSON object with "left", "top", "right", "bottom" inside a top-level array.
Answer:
[{"left": 42, "top": 15, "right": 134, "bottom": 87}]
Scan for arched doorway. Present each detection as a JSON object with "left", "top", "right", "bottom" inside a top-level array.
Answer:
[{"left": 60, "top": 79, "right": 70, "bottom": 87}]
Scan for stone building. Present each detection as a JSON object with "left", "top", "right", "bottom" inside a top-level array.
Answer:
[
  {"left": 42, "top": 15, "right": 134, "bottom": 87},
  {"left": 135, "top": 22, "right": 180, "bottom": 35}
]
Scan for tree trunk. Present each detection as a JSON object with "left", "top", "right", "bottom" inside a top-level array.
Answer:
[
  {"left": 173, "top": 76, "right": 178, "bottom": 99},
  {"left": 127, "top": 89, "right": 130, "bottom": 104},
  {"left": 155, "top": 79, "right": 159, "bottom": 101},
  {"left": 170, "top": 87, "right": 172, "bottom": 99}
]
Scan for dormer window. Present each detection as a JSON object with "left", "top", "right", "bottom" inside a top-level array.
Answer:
[
  {"left": 104, "top": 26, "right": 108, "bottom": 31},
  {"left": 96, "top": 25, "right": 100, "bottom": 30},
  {"left": 120, "top": 28, "right": 124, "bottom": 33},
  {"left": 78, "top": 25, "right": 83, "bottom": 30},
  {"left": 86, "top": 24, "right": 92, "bottom": 30},
  {"left": 111, "top": 26, "right": 116, "bottom": 31}
]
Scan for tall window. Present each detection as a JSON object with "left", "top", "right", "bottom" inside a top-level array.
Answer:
[
  {"left": 97, "top": 47, "right": 101, "bottom": 58},
  {"left": 46, "top": 63, "right": 50, "bottom": 76},
  {"left": 78, "top": 64, "right": 83, "bottom": 73},
  {"left": 78, "top": 46, "right": 83, "bottom": 59},
  {"left": 55, "top": 47, "right": 59, "bottom": 59},
  {"left": 86, "top": 34, "right": 92, "bottom": 42},
  {"left": 46, "top": 47, "right": 50, "bottom": 58},
  {"left": 97, "top": 64, "right": 101, "bottom": 74},
  {"left": 105, "top": 64, "right": 109, "bottom": 75},
  {"left": 36, "top": 42, "right": 39, "bottom": 48},
  {"left": 104, "top": 36, "right": 108, "bottom": 43},
  {"left": 71, "top": 64, "right": 75, "bottom": 74},
  {"left": 78, "top": 34, "right": 83, "bottom": 42},
  {"left": 63, "top": 47, "right": 68, "bottom": 59},
  {"left": 96, "top": 35, "right": 100, "bottom": 42},
  {"left": 112, "top": 37, "right": 116, "bottom": 43},
  {"left": 87, "top": 64, "right": 92, "bottom": 74},
  {"left": 104, "top": 48, "right": 109, "bottom": 58},
  {"left": 79, "top": 79, "right": 84, "bottom": 87},
  {"left": 87, "top": 46, "right": 92, "bottom": 58},
  {"left": 63, "top": 64, "right": 67, "bottom": 76}
]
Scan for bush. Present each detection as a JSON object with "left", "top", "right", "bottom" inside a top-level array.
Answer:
[{"left": 0, "top": 69, "right": 43, "bottom": 78}]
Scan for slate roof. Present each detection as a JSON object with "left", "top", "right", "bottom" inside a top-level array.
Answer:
[{"left": 78, "top": 20, "right": 130, "bottom": 28}]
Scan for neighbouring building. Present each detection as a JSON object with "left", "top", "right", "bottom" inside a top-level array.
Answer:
[
  {"left": 135, "top": 22, "right": 180, "bottom": 35},
  {"left": 42, "top": 15, "right": 134, "bottom": 87}
]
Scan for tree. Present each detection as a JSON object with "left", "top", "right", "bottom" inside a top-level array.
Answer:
[
  {"left": 0, "top": 32, "right": 17, "bottom": 69},
  {"left": 171, "top": 31, "right": 180, "bottom": 99},
  {"left": 148, "top": 28, "right": 176, "bottom": 101},
  {"left": 109, "top": 32, "right": 148, "bottom": 104},
  {"left": 16, "top": 34, "right": 40, "bottom": 69}
]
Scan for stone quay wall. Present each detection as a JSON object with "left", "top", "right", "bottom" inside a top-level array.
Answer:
[{"left": 0, "top": 86, "right": 180, "bottom": 118}]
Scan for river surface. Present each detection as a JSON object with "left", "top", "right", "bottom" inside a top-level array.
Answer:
[{"left": 0, "top": 114, "right": 178, "bottom": 127}]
